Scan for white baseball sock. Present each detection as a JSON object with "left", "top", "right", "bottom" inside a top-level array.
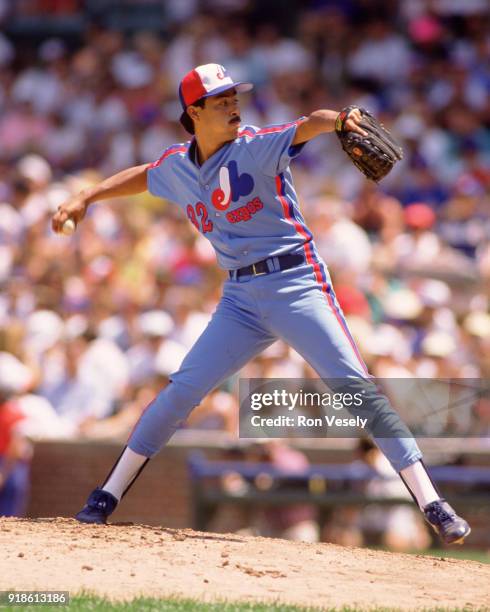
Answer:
[
  {"left": 399, "top": 460, "right": 440, "bottom": 510},
  {"left": 102, "top": 446, "right": 149, "bottom": 501}
]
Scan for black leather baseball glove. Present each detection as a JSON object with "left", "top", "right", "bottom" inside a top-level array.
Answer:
[{"left": 335, "top": 106, "right": 403, "bottom": 182}]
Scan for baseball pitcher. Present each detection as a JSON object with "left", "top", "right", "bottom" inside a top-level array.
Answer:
[{"left": 52, "top": 64, "right": 470, "bottom": 544}]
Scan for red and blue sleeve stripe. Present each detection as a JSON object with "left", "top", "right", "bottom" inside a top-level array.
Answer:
[
  {"left": 149, "top": 144, "right": 189, "bottom": 169},
  {"left": 238, "top": 120, "right": 302, "bottom": 140}
]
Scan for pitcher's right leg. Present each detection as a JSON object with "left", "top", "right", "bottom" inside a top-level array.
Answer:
[
  {"left": 128, "top": 305, "right": 275, "bottom": 457},
  {"left": 76, "top": 288, "right": 276, "bottom": 523}
]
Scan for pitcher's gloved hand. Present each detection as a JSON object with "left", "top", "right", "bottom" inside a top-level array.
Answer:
[{"left": 335, "top": 106, "right": 403, "bottom": 182}]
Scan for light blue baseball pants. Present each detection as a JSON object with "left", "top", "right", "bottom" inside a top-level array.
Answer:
[{"left": 128, "top": 254, "right": 422, "bottom": 472}]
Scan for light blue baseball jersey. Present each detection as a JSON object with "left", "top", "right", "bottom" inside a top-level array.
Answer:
[{"left": 147, "top": 120, "right": 312, "bottom": 270}]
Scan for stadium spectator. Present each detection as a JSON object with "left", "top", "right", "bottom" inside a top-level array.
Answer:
[{"left": 0, "top": 353, "right": 33, "bottom": 516}]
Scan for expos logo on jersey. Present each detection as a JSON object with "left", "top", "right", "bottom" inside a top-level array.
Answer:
[
  {"left": 211, "top": 161, "right": 254, "bottom": 210},
  {"left": 188, "top": 161, "right": 261, "bottom": 231}
]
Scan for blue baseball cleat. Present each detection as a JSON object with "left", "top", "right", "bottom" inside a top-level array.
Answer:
[
  {"left": 75, "top": 487, "right": 118, "bottom": 524},
  {"left": 423, "top": 499, "right": 471, "bottom": 545}
]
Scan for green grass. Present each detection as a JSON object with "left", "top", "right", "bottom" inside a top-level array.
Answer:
[
  {"left": 405, "top": 547, "right": 490, "bottom": 564},
  {"left": 1, "top": 594, "right": 488, "bottom": 612},
  {"left": 0, "top": 595, "right": 357, "bottom": 612}
]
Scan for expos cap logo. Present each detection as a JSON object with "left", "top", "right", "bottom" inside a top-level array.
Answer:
[{"left": 211, "top": 161, "right": 254, "bottom": 210}]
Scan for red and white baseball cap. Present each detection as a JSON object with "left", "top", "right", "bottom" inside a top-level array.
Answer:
[{"left": 179, "top": 63, "right": 253, "bottom": 133}]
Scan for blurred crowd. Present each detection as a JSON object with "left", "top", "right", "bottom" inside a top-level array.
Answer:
[
  {"left": 0, "top": 0, "right": 490, "bottom": 462},
  {"left": 210, "top": 439, "right": 432, "bottom": 550}
]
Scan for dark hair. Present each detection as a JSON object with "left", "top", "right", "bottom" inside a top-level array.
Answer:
[
  {"left": 193, "top": 98, "right": 206, "bottom": 109},
  {"left": 180, "top": 97, "right": 206, "bottom": 134}
]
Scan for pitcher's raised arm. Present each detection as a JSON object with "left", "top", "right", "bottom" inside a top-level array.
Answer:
[{"left": 52, "top": 163, "right": 150, "bottom": 234}]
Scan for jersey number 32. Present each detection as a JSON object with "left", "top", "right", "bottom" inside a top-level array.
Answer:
[{"left": 187, "top": 202, "right": 213, "bottom": 234}]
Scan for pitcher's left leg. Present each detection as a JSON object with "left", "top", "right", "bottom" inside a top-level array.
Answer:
[
  {"left": 264, "top": 264, "right": 422, "bottom": 473},
  {"left": 262, "top": 262, "right": 470, "bottom": 544}
]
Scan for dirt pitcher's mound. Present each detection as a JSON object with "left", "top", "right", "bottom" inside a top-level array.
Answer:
[{"left": 0, "top": 518, "right": 489, "bottom": 610}]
